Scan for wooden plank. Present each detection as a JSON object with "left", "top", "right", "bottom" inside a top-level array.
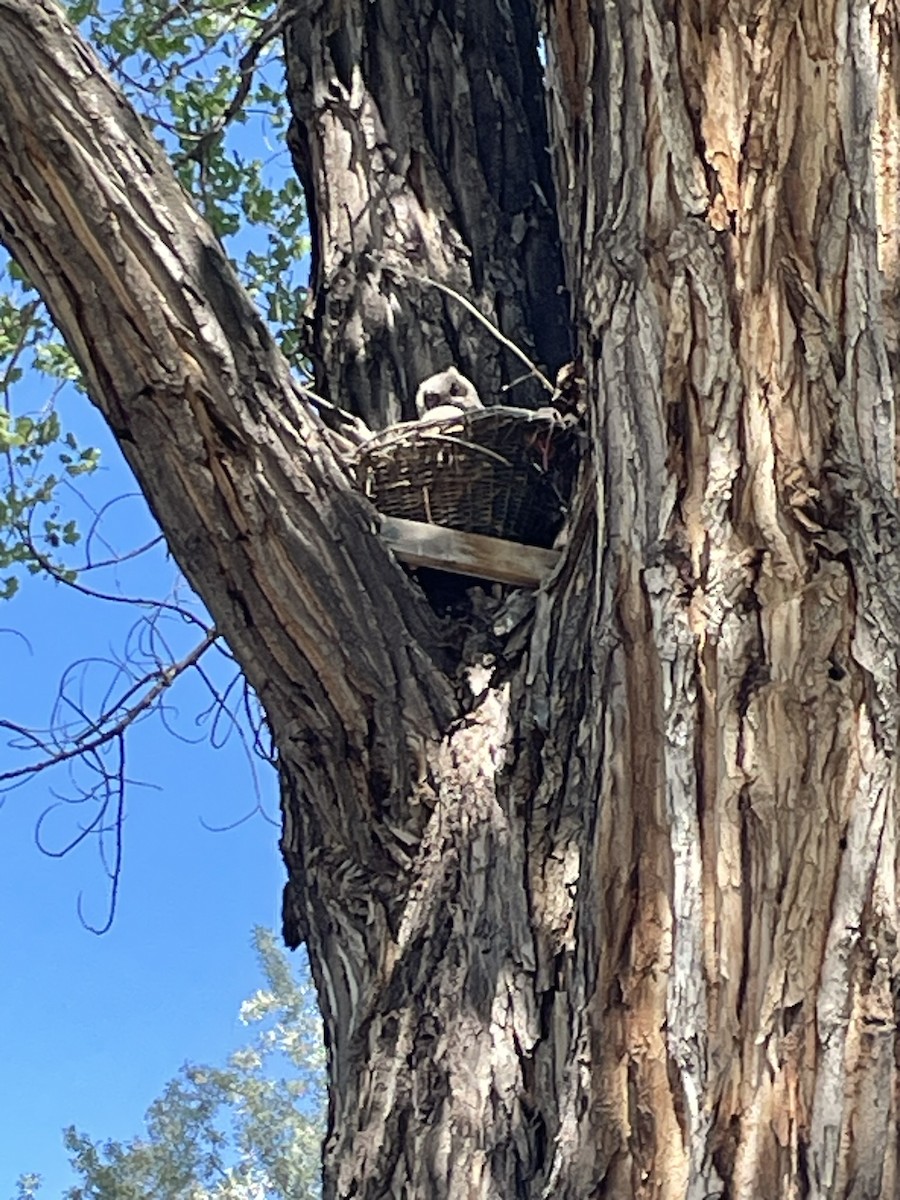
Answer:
[{"left": 379, "top": 515, "right": 559, "bottom": 587}]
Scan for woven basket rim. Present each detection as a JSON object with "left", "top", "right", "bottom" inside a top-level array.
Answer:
[
  {"left": 352, "top": 404, "right": 577, "bottom": 548},
  {"left": 354, "top": 405, "right": 568, "bottom": 457},
  {"left": 360, "top": 432, "right": 516, "bottom": 469}
]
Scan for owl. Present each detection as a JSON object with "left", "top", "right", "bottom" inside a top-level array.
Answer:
[{"left": 414, "top": 367, "right": 483, "bottom": 420}]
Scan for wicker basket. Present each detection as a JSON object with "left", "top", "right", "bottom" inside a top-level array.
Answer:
[{"left": 354, "top": 407, "right": 578, "bottom": 549}]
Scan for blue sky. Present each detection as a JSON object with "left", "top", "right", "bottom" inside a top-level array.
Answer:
[
  {"left": 0, "top": 383, "right": 299, "bottom": 1195},
  {"left": 0, "top": 21, "right": 316, "bottom": 1191}
]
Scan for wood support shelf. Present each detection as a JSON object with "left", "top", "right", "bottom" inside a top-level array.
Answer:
[{"left": 379, "top": 516, "right": 559, "bottom": 587}]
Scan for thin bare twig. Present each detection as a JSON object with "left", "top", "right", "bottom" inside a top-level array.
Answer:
[
  {"left": 16, "top": 528, "right": 211, "bottom": 628},
  {"left": 0, "top": 629, "right": 218, "bottom": 784},
  {"left": 180, "top": 6, "right": 291, "bottom": 165},
  {"left": 386, "top": 268, "right": 557, "bottom": 398}
]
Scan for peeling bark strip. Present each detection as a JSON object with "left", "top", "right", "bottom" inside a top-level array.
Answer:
[{"left": 2, "top": 0, "right": 900, "bottom": 1197}]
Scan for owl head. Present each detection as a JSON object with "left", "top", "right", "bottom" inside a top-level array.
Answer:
[{"left": 414, "top": 367, "right": 482, "bottom": 418}]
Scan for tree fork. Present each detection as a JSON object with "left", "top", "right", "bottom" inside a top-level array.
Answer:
[
  {"left": 2, "top": 0, "right": 900, "bottom": 1197},
  {"left": 0, "top": 0, "right": 463, "bottom": 1027}
]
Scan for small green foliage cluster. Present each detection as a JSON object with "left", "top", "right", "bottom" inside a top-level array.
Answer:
[
  {"left": 0, "top": 0, "right": 311, "bottom": 598},
  {"left": 12, "top": 930, "right": 325, "bottom": 1200},
  {"left": 0, "top": 280, "right": 100, "bottom": 599},
  {"left": 67, "top": 0, "right": 310, "bottom": 361}
]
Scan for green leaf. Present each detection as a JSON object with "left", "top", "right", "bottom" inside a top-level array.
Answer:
[{"left": 25, "top": 933, "right": 327, "bottom": 1200}]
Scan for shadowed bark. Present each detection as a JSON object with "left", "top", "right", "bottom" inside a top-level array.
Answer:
[{"left": 284, "top": 0, "right": 572, "bottom": 426}]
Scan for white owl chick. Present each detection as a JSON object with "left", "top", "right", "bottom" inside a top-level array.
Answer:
[{"left": 414, "top": 367, "right": 483, "bottom": 420}]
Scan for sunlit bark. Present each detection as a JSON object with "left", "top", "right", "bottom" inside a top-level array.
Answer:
[{"left": 541, "top": 0, "right": 900, "bottom": 1193}]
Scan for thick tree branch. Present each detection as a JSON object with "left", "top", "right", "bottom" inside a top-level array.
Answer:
[{"left": 0, "top": 0, "right": 456, "bottom": 826}]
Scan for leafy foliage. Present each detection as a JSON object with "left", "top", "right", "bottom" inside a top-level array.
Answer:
[
  {"left": 0, "top": 279, "right": 100, "bottom": 598},
  {"left": 0, "top": 0, "right": 309, "bottom": 597},
  {"left": 13, "top": 930, "right": 325, "bottom": 1200}
]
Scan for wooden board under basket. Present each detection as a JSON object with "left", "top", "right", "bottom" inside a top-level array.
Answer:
[{"left": 379, "top": 516, "right": 560, "bottom": 587}]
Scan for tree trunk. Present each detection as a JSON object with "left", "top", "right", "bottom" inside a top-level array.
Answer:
[
  {"left": 1, "top": 1, "right": 899, "bottom": 1198},
  {"left": 284, "top": 0, "right": 572, "bottom": 425}
]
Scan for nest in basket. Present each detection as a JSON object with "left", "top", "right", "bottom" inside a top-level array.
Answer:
[{"left": 353, "top": 407, "right": 580, "bottom": 550}]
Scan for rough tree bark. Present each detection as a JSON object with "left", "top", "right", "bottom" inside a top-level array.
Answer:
[
  {"left": 284, "top": 0, "right": 571, "bottom": 426},
  {"left": 1, "top": 0, "right": 899, "bottom": 1198}
]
